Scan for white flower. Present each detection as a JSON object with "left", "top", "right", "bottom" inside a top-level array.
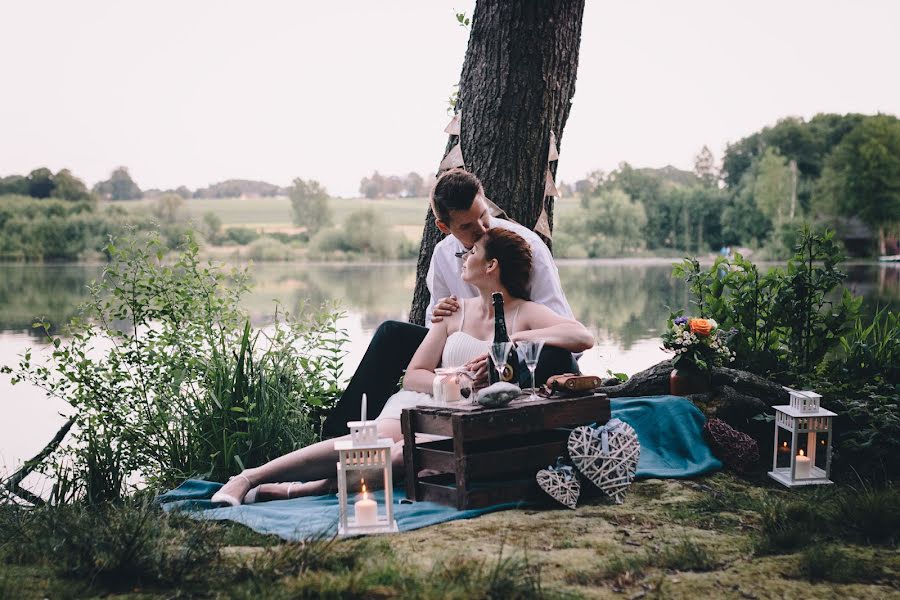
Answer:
[{"left": 708, "top": 319, "right": 718, "bottom": 328}]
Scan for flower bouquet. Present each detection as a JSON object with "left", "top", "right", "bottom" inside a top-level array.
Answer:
[{"left": 662, "top": 313, "right": 735, "bottom": 377}]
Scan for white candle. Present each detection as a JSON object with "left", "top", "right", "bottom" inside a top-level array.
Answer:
[
  {"left": 354, "top": 482, "right": 377, "bottom": 526},
  {"left": 795, "top": 449, "right": 811, "bottom": 479},
  {"left": 361, "top": 393, "right": 367, "bottom": 423}
]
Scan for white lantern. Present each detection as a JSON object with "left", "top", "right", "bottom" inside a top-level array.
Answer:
[
  {"left": 334, "top": 417, "right": 399, "bottom": 536},
  {"left": 768, "top": 389, "right": 835, "bottom": 487}
]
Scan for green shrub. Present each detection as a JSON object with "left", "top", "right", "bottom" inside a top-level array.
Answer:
[
  {"left": 4, "top": 234, "right": 347, "bottom": 500},
  {"left": 673, "top": 227, "right": 861, "bottom": 378},
  {"left": 309, "top": 207, "right": 412, "bottom": 260},
  {"left": 246, "top": 237, "right": 295, "bottom": 261},
  {"left": 224, "top": 226, "right": 261, "bottom": 245}
]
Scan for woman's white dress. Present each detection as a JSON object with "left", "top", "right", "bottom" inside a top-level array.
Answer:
[{"left": 374, "top": 301, "right": 519, "bottom": 422}]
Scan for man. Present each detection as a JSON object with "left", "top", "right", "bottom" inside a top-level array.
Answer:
[{"left": 322, "top": 168, "right": 576, "bottom": 437}]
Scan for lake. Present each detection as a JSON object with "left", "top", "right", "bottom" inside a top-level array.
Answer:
[{"left": 1, "top": 259, "right": 897, "bottom": 480}]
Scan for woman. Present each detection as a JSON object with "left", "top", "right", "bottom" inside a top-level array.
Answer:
[{"left": 212, "top": 228, "right": 594, "bottom": 505}]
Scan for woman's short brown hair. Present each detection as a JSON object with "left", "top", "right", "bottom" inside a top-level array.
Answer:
[{"left": 482, "top": 228, "right": 532, "bottom": 300}]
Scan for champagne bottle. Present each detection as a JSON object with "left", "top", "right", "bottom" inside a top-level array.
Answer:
[{"left": 488, "top": 292, "right": 519, "bottom": 384}]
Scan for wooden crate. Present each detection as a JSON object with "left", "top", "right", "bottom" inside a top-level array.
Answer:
[{"left": 401, "top": 394, "right": 610, "bottom": 510}]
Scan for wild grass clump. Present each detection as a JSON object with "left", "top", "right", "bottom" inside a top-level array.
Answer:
[
  {"left": 566, "top": 538, "right": 718, "bottom": 589},
  {"left": 0, "top": 500, "right": 220, "bottom": 588},
  {"left": 654, "top": 538, "right": 719, "bottom": 571},
  {"left": 755, "top": 482, "right": 898, "bottom": 554},
  {"left": 797, "top": 544, "right": 884, "bottom": 583},
  {"left": 3, "top": 233, "right": 348, "bottom": 502}
]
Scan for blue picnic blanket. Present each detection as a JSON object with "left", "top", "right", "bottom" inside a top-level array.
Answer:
[{"left": 159, "top": 395, "right": 720, "bottom": 540}]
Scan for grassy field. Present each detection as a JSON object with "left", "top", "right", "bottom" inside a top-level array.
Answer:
[
  {"left": 109, "top": 195, "right": 582, "bottom": 237},
  {"left": 3, "top": 473, "right": 897, "bottom": 599}
]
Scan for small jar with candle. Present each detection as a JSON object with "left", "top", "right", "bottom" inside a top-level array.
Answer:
[
  {"left": 768, "top": 389, "right": 836, "bottom": 488},
  {"left": 334, "top": 397, "right": 399, "bottom": 535}
]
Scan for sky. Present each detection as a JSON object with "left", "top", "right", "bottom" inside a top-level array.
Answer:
[{"left": 2, "top": 0, "right": 899, "bottom": 198}]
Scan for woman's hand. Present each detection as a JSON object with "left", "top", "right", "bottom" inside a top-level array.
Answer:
[{"left": 464, "top": 353, "right": 489, "bottom": 388}]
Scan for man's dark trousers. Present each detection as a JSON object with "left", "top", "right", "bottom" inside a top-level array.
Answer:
[{"left": 322, "top": 320, "right": 581, "bottom": 438}]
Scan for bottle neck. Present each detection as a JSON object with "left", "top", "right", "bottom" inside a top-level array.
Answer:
[{"left": 492, "top": 292, "right": 508, "bottom": 342}]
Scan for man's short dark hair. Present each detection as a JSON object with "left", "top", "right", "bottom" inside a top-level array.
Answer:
[{"left": 431, "top": 168, "right": 483, "bottom": 224}]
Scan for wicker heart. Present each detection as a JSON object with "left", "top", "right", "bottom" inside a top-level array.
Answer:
[
  {"left": 568, "top": 419, "right": 640, "bottom": 504},
  {"left": 536, "top": 467, "right": 580, "bottom": 510}
]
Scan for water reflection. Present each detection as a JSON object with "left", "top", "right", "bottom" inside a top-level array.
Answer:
[
  {"left": 559, "top": 261, "right": 687, "bottom": 348},
  {"left": 0, "top": 264, "right": 103, "bottom": 337},
  {"left": 2, "top": 259, "right": 897, "bottom": 477}
]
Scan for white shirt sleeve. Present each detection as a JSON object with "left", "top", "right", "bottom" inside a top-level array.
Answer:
[
  {"left": 528, "top": 240, "right": 574, "bottom": 320},
  {"left": 425, "top": 241, "right": 453, "bottom": 329}
]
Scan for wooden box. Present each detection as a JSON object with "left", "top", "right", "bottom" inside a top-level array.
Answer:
[{"left": 401, "top": 393, "right": 609, "bottom": 509}]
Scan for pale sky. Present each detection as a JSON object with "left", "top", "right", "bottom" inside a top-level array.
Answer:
[{"left": 2, "top": 1, "right": 899, "bottom": 198}]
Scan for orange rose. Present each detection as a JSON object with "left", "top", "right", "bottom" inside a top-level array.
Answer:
[{"left": 689, "top": 318, "right": 713, "bottom": 336}]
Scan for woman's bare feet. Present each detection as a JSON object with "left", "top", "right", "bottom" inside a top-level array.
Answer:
[
  {"left": 210, "top": 473, "right": 254, "bottom": 506},
  {"left": 254, "top": 479, "right": 335, "bottom": 501}
]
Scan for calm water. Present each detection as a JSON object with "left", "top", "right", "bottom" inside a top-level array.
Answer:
[{"left": 1, "top": 259, "right": 897, "bottom": 479}]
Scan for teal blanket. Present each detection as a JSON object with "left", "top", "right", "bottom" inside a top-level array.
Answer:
[{"left": 159, "top": 396, "right": 720, "bottom": 540}]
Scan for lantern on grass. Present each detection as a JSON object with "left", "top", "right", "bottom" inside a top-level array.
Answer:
[
  {"left": 768, "top": 390, "right": 835, "bottom": 487},
  {"left": 334, "top": 394, "right": 399, "bottom": 536}
]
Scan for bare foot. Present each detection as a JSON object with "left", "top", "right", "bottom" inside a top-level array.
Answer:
[
  {"left": 211, "top": 474, "right": 254, "bottom": 506},
  {"left": 255, "top": 480, "right": 335, "bottom": 501}
]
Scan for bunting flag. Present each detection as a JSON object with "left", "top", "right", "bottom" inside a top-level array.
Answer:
[
  {"left": 483, "top": 196, "right": 510, "bottom": 220},
  {"left": 544, "top": 167, "right": 559, "bottom": 197},
  {"left": 548, "top": 130, "right": 559, "bottom": 161},
  {"left": 439, "top": 142, "right": 465, "bottom": 171},
  {"left": 444, "top": 114, "right": 461, "bottom": 136},
  {"left": 534, "top": 200, "right": 552, "bottom": 239}
]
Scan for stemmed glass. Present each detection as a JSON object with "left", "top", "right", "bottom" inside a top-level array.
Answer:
[
  {"left": 489, "top": 341, "right": 514, "bottom": 384},
  {"left": 520, "top": 340, "right": 545, "bottom": 401}
]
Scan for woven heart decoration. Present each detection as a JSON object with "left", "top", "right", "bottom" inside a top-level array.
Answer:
[
  {"left": 536, "top": 464, "right": 580, "bottom": 510},
  {"left": 568, "top": 419, "right": 640, "bottom": 504}
]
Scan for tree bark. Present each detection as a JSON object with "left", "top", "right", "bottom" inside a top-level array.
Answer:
[{"left": 409, "top": 0, "right": 586, "bottom": 325}]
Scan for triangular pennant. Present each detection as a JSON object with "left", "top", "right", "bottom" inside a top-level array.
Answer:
[
  {"left": 534, "top": 203, "right": 552, "bottom": 239},
  {"left": 484, "top": 196, "right": 510, "bottom": 221},
  {"left": 439, "top": 143, "right": 465, "bottom": 171},
  {"left": 544, "top": 168, "right": 559, "bottom": 197},
  {"left": 548, "top": 130, "right": 559, "bottom": 161},
  {"left": 444, "top": 114, "right": 461, "bottom": 136}
]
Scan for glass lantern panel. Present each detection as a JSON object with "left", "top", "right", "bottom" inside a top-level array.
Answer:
[{"left": 775, "top": 429, "right": 794, "bottom": 470}]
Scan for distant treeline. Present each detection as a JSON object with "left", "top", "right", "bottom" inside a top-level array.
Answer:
[
  {"left": 358, "top": 171, "right": 434, "bottom": 199},
  {"left": 557, "top": 113, "right": 900, "bottom": 258}
]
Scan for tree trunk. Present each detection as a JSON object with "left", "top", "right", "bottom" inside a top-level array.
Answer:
[{"left": 408, "top": 0, "right": 586, "bottom": 325}]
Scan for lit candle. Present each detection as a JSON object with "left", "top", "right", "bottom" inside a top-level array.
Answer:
[
  {"left": 361, "top": 393, "right": 367, "bottom": 423},
  {"left": 795, "top": 449, "right": 811, "bottom": 479},
  {"left": 778, "top": 441, "right": 790, "bottom": 454},
  {"left": 354, "top": 481, "right": 377, "bottom": 527}
]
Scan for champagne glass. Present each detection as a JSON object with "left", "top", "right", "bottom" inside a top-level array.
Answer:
[
  {"left": 520, "top": 340, "right": 545, "bottom": 400},
  {"left": 489, "top": 341, "right": 513, "bottom": 384}
]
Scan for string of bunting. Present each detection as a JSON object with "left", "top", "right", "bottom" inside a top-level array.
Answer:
[{"left": 437, "top": 114, "right": 561, "bottom": 237}]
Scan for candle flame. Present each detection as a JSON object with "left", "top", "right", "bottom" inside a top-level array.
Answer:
[
  {"left": 361, "top": 480, "right": 368, "bottom": 499},
  {"left": 782, "top": 441, "right": 788, "bottom": 448},
  {"left": 799, "top": 449, "right": 805, "bottom": 457}
]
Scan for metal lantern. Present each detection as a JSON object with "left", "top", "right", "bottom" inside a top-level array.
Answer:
[
  {"left": 768, "top": 389, "right": 836, "bottom": 487},
  {"left": 334, "top": 418, "right": 399, "bottom": 536}
]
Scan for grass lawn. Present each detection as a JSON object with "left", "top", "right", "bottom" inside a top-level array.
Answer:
[{"left": 3, "top": 473, "right": 897, "bottom": 599}]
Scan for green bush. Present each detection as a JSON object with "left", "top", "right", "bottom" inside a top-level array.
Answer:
[
  {"left": 4, "top": 234, "right": 347, "bottom": 500},
  {"left": 246, "top": 237, "right": 295, "bottom": 261},
  {"left": 224, "top": 226, "right": 261, "bottom": 245},
  {"left": 309, "top": 207, "right": 413, "bottom": 260},
  {"left": 674, "top": 227, "right": 861, "bottom": 378}
]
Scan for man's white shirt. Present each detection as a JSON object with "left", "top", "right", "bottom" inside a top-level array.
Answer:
[{"left": 425, "top": 217, "right": 574, "bottom": 328}]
